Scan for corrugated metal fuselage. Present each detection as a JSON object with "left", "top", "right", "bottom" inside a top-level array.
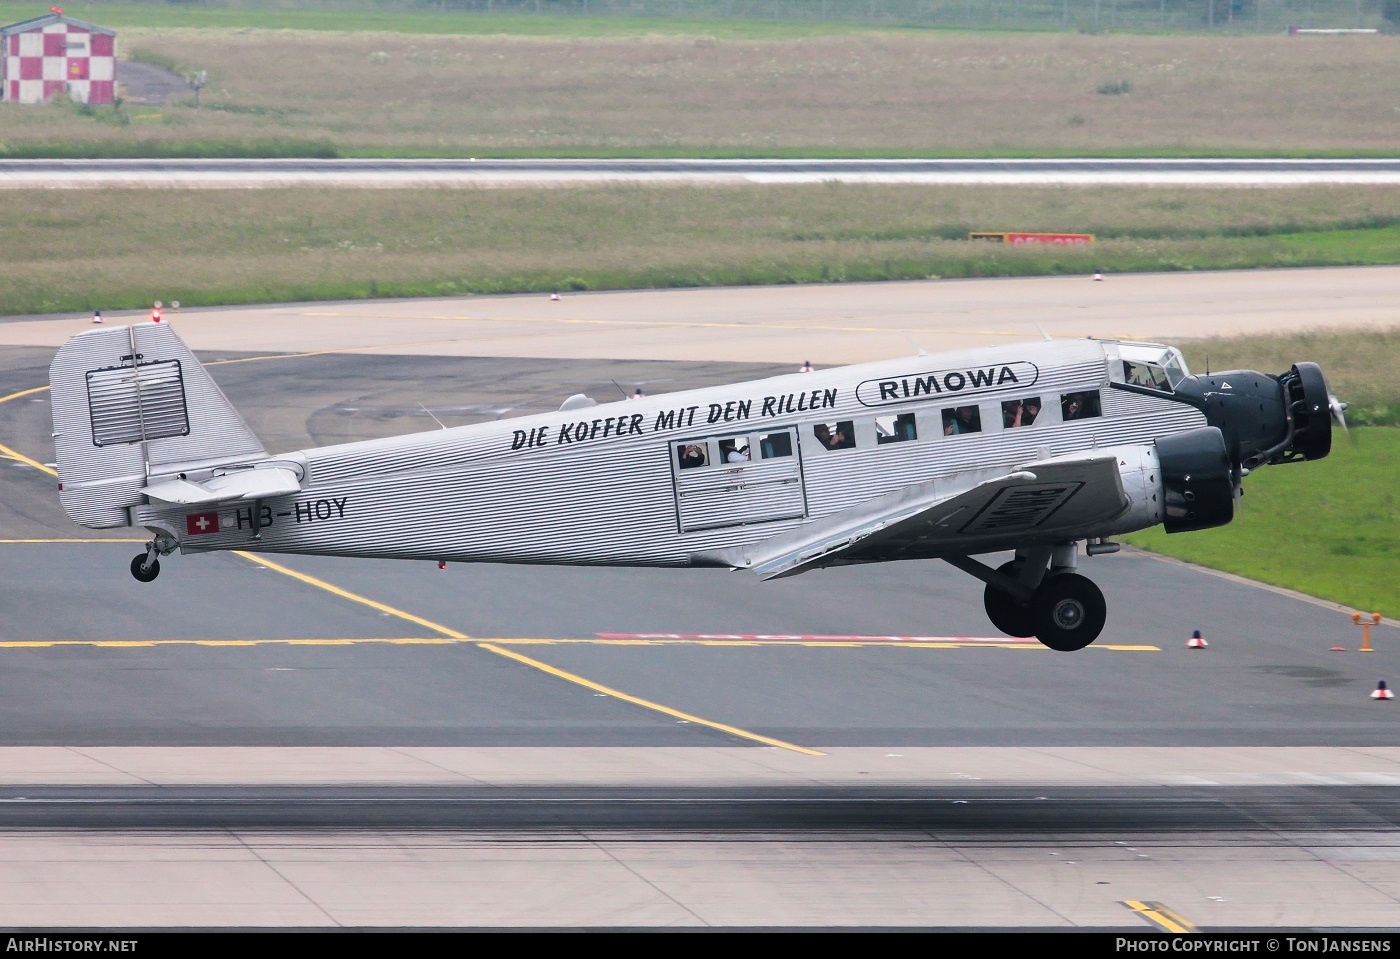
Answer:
[{"left": 137, "top": 339, "right": 1206, "bottom": 568}]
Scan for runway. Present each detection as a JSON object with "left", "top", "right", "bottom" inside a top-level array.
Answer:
[
  {"left": 1, "top": 269, "right": 1397, "bottom": 929},
  {"left": 2, "top": 157, "right": 1399, "bottom": 188}
]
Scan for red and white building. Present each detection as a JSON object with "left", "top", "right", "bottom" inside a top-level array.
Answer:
[{"left": 2, "top": 9, "right": 115, "bottom": 105}]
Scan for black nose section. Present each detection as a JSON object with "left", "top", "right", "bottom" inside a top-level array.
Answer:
[
  {"left": 1278, "top": 362, "right": 1333, "bottom": 463},
  {"left": 1173, "top": 370, "right": 1291, "bottom": 470},
  {"left": 1172, "top": 362, "right": 1333, "bottom": 470}
]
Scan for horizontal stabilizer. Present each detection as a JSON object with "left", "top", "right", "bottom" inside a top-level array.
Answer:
[
  {"left": 50, "top": 323, "right": 272, "bottom": 528},
  {"left": 144, "top": 466, "right": 302, "bottom": 504}
]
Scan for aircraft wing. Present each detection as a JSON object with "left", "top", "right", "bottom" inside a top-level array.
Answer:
[
  {"left": 735, "top": 449, "right": 1132, "bottom": 580},
  {"left": 143, "top": 466, "right": 302, "bottom": 505}
]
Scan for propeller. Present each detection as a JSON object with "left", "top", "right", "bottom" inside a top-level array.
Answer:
[
  {"left": 1319, "top": 364, "right": 1354, "bottom": 447},
  {"left": 1231, "top": 464, "right": 1247, "bottom": 514},
  {"left": 1329, "top": 392, "right": 1348, "bottom": 432}
]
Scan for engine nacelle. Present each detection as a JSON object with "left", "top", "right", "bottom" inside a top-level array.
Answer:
[{"left": 1155, "top": 426, "right": 1235, "bottom": 533}]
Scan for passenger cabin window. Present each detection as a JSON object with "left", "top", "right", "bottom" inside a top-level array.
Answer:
[
  {"left": 1001, "top": 397, "right": 1042, "bottom": 429},
  {"left": 719, "top": 437, "right": 751, "bottom": 463},
  {"left": 875, "top": 413, "right": 917, "bottom": 445},
  {"left": 676, "top": 443, "right": 709, "bottom": 469},
  {"left": 758, "top": 431, "right": 793, "bottom": 459},
  {"left": 1123, "top": 360, "right": 1172, "bottom": 392},
  {"left": 1060, "top": 390, "right": 1102, "bottom": 421},
  {"left": 942, "top": 405, "right": 982, "bottom": 436},
  {"left": 813, "top": 421, "right": 856, "bottom": 450}
]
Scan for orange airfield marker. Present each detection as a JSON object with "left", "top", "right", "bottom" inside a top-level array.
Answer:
[{"left": 1353, "top": 612, "right": 1382, "bottom": 652}]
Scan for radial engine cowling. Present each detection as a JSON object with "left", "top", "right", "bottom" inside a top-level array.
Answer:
[
  {"left": 1278, "top": 361, "right": 1334, "bottom": 464},
  {"left": 1155, "top": 426, "right": 1235, "bottom": 534}
]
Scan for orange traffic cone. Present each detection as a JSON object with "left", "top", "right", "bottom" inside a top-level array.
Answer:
[
  {"left": 1372, "top": 681, "right": 1393, "bottom": 700},
  {"left": 1186, "top": 629, "right": 1207, "bottom": 649}
]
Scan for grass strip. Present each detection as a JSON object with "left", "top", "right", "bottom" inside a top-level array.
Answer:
[
  {"left": 1124, "top": 427, "right": 1399, "bottom": 619},
  {"left": 4, "top": 184, "right": 1400, "bottom": 318},
  {"left": 4, "top": 29, "right": 1397, "bottom": 158}
]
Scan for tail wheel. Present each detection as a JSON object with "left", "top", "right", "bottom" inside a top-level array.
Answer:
[
  {"left": 130, "top": 554, "right": 160, "bottom": 583},
  {"left": 1032, "top": 573, "right": 1106, "bottom": 651},
  {"left": 983, "top": 561, "right": 1035, "bottom": 637}
]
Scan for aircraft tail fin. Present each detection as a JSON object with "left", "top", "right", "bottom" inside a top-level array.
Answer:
[{"left": 49, "top": 323, "right": 270, "bottom": 529}]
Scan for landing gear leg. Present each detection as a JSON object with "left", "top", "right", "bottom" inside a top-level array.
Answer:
[
  {"left": 982, "top": 561, "right": 1035, "bottom": 637},
  {"left": 130, "top": 533, "right": 176, "bottom": 584},
  {"left": 130, "top": 551, "right": 160, "bottom": 583},
  {"left": 949, "top": 544, "right": 1109, "bottom": 650}
]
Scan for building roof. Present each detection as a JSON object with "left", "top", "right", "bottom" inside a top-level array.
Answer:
[{"left": 0, "top": 12, "right": 116, "bottom": 37}]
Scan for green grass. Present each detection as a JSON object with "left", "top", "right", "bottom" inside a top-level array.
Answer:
[
  {"left": 3, "top": 184, "right": 1400, "bottom": 319},
  {"left": 0, "top": 2, "right": 895, "bottom": 39},
  {"left": 3, "top": 1, "right": 1385, "bottom": 37},
  {"left": 1123, "top": 427, "right": 1400, "bottom": 618},
  {"left": 4, "top": 27, "right": 1399, "bottom": 158}
]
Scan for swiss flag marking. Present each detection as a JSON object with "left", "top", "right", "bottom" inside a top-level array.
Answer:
[{"left": 186, "top": 512, "right": 219, "bottom": 535}]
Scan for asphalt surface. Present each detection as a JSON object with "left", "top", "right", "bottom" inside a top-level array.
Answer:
[{"left": 1, "top": 273, "right": 1397, "bottom": 929}]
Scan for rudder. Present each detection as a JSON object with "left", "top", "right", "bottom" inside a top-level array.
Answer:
[{"left": 49, "top": 323, "right": 269, "bottom": 529}]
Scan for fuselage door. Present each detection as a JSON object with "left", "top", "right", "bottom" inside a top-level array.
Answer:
[{"left": 671, "top": 427, "right": 807, "bottom": 532}]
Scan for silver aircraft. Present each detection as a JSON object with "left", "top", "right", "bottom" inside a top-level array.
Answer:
[{"left": 49, "top": 321, "right": 1342, "bottom": 651}]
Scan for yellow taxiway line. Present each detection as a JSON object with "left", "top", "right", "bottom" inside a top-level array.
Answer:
[
  {"left": 1122, "top": 900, "right": 1197, "bottom": 933},
  {"left": 235, "top": 552, "right": 823, "bottom": 755}
]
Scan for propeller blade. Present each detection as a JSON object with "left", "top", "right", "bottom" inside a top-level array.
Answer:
[{"left": 1328, "top": 393, "right": 1348, "bottom": 432}]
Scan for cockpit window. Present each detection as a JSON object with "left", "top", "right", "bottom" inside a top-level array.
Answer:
[
  {"left": 1161, "top": 352, "right": 1188, "bottom": 388},
  {"left": 1124, "top": 360, "right": 1172, "bottom": 392},
  {"left": 1120, "top": 344, "right": 1189, "bottom": 390}
]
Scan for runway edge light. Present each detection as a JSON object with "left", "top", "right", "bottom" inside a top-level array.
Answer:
[
  {"left": 1186, "top": 630, "right": 1207, "bottom": 649},
  {"left": 1371, "top": 681, "right": 1393, "bottom": 701}
]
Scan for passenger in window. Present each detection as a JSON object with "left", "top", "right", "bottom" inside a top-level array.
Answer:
[
  {"left": 1062, "top": 391, "right": 1100, "bottom": 421},
  {"left": 829, "top": 421, "right": 855, "bottom": 449},
  {"left": 1125, "top": 362, "right": 1170, "bottom": 390},
  {"left": 897, "top": 413, "right": 917, "bottom": 441},
  {"left": 678, "top": 444, "right": 708, "bottom": 469},
  {"left": 876, "top": 413, "right": 917, "bottom": 445},
  {"left": 759, "top": 432, "right": 793, "bottom": 458},
  {"left": 726, "top": 444, "right": 750, "bottom": 463},
  {"left": 1002, "top": 397, "right": 1041, "bottom": 429},
  {"left": 942, "top": 405, "right": 981, "bottom": 435},
  {"left": 814, "top": 422, "right": 853, "bottom": 450}
]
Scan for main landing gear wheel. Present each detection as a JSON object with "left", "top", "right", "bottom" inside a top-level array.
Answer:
[
  {"left": 982, "top": 561, "right": 1035, "bottom": 638},
  {"left": 130, "top": 554, "right": 160, "bottom": 583},
  {"left": 1031, "top": 573, "right": 1106, "bottom": 652}
]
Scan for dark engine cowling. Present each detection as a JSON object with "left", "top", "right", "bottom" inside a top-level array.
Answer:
[
  {"left": 1155, "top": 426, "right": 1235, "bottom": 534},
  {"left": 1277, "top": 362, "right": 1333, "bottom": 463},
  {"left": 1171, "top": 362, "right": 1334, "bottom": 472}
]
